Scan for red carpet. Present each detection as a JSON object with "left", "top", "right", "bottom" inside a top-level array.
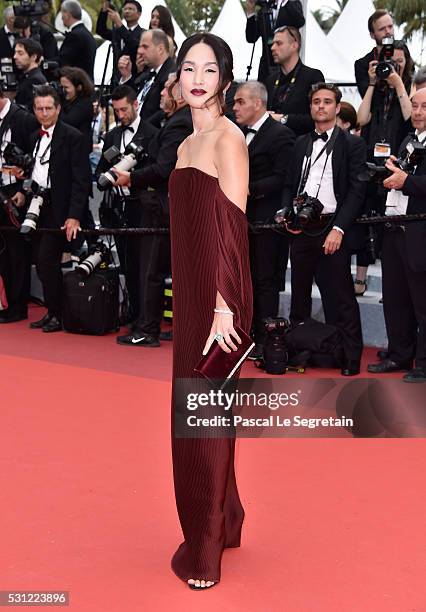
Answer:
[{"left": 0, "top": 305, "right": 425, "bottom": 611}]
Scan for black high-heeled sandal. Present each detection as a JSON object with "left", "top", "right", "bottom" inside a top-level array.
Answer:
[
  {"left": 354, "top": 279, "right": 367, "bottom": 297},
  {"left": 188, "top": 580, "right": 218, "bottom": 590}
]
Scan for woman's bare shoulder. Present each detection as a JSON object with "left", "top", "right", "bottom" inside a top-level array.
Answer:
[{"left": 214, "top": 118, "right": 246, "bottom": 156}]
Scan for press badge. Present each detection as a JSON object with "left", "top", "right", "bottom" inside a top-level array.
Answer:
[{"left": 374, "top": 142, "right": 391, "bottom": 158}]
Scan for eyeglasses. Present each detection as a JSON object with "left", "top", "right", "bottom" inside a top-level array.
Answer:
[{"left": 274, "top": 26, "right": 298, "bottom": 42}]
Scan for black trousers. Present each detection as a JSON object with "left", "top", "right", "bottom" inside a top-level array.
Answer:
[
  {"left": 135, "top": 191, "right": 171, "bottom": 338},
  {"left": 34, "top": 230, "right": 67, "bottom": 316},
  {"left": 382, "top": 227, "right": 426, "bottom": 368},
  {"left": 290, "top": 232, "right": 363, "bottom": 362},
  {"left": 0, "top": 209, "right": 31, "bottom": 316},
  {"left": 249, "top": 227, "right": 289, "bottom": 343}
]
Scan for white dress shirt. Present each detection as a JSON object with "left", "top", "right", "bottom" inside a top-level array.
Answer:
[
  {"left": 303, "top": 127, "right": 337, "bottom": 214},
  {"left": 385, "top": 130, "right": 426, "bottom": 216},
  {"left": 0, "top": 98, "right": 15, "bottom": 186},
  {"left": 32, "top": 124, "right": 55, "bottom": 189},
  {"left": 4, "top": 25, "right": 15, "bottom": 49},
  {"left": 137, "top": 63, "right": 163, "bottom": 108},
  {"left": 117, "top": 115, "right": 140, "bottom": 196},
  {"left": 245, "top": 111, "right": 269, "bottom": 146}
]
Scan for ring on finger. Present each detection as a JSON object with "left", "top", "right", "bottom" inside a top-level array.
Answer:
[{"left": 214, "top": 333, "right": 224, "bottom": 342}]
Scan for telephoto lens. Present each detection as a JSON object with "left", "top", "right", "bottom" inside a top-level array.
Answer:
[{"left": 20, "top": 193, "right": 44, "bottom": 234}]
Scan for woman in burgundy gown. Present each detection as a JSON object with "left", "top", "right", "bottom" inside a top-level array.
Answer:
[{"left": 168, "top": 33, "right": 253, "bottom": 589}]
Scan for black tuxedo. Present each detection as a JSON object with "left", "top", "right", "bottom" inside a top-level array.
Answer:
[
  {"left": 15, "top": 67, "right": 47, "bottom": 109},
  {"left": 245, "top": 115, "right": 295, "bottom": 344},
  {"left": 0, "top": 104, "right": 39, "bottom": 319},
  {"left": 246, "top": 0, "right": 305, "bottom": 83},
  {"left": 131, "top": 105, "right": 193, "bottom": 339},
  {"left": 58, "top": 23, "right": 97, "bottom": 80},
  {"left": 0, "top": 26, "right": 14, "bottom": 58},
  {"left": 133, "top": 57, "right": 176, "bottom": 120},
  {"left": 380, "top": 135, "right": 426, "bottom": 369},
  {"left": 28, "top": 120, "right": 91, "bottom": 317},
  {"left": 266, "top": 61, "right": 325, "bottom": 135},
  {"left": 60, "top": 96, "right": 95, "bottom": 157},
  {"left": 282, "top": 127, "right": 367, "bottom": 363},
  {"left": 354, "top": 48, "right": 376, "bottom": 98},
  {"left": 96, "top": 11, "right": 143, "bottom": 79}
]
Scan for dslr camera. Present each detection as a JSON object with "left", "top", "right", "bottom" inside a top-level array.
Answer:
[
  {"left": 7, "top": 0, "right": 49, "bottom": 17},
  {"left": 20, "top": 184, "right": 48, "bottom": 235},
  {"left": 3, "top": 142, "right": 34, "bottom": 178},
  {"left": 375, "top": 37, "right": 397, "bottom": 80},
  {"left": 261, "top": 318, "right": 290, "bottom": 375},
  {"left": 97, "top": 142, "right": 146, "bottom": 191},
  {"left": 0, "top": 58, "right": 18, "bottom": 92},
  {"left": 358, "top": 138, "right": 426, "bottom": 184},
  {"left": 275, "top": 192, "right": 324, "bottom": 231},
  {"left": 75, "top": 241, "right": 112, "bottom": 276}
]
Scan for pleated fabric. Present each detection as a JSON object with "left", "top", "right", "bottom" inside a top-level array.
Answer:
[{"left": 169, "top": 166, "right": 253, "bottom": 582}]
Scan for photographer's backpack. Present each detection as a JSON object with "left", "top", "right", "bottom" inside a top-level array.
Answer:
[{"left": 62, "top": 268, "right": 120, "bottom": 335}]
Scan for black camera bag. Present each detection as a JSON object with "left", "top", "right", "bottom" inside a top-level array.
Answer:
[
  {"left": 286, "top": 317, "right": 344, "bottom": 368},
  {"left": 62, "top": 268, "right": 120, "bottom": 335}
]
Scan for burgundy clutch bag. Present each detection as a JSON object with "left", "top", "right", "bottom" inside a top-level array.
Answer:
[{"left": 194, "top": 326, "right": 255, "bottom": 387}]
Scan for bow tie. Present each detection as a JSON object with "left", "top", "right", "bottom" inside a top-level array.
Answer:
[
  {"left": 245, "top": 127, "right": 257, "bottom": 135},
  {"left": 39, "top": 128, "right": 50, "bottom": 138},
  {"left": 6, "top": 31, "right": 14, "bottom": 37},
  {"left": 122, "top": 125, "right": 134, "bottom": 132},
  {"left": 312, "top": 131, "right": 328, "bottom": 142}
]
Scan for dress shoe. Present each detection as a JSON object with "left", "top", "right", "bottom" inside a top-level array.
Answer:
[
  {"left": 30, "top": 312, "right": 54, "bottom": 329},
  {"left": 159, "top": 330, "right": 173, "bottom": 341},
  {"left": 0, "top": 311, "right": 28, "bottom": 323},
  {"left": 367, "top": 358, "right": 411, "bottom": 374},
  {"left": 116, "top": 330, "right": 160, "bottom": 347},
  {"left": 42, "top": 315, "right": 62, "bottom": 333},
  {"left": 247, "top": 343, "right": 263, "bottom": 361},
  {"left": 403, "top": 367, "right": 426, "bottom": 383},
  {"left": 341, "top": 360, "right": 360, "bottom": 376}
]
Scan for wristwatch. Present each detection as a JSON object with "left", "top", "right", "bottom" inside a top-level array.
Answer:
[{"left": 280, "top": 115, "right": 289, "bottom": 125}]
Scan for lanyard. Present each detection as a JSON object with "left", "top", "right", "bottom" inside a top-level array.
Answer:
[
  {"left": 33, "top": 136, "right": 52, "bottom": 188},
  {"left": 272, "top": 63, "right": 301, "bottom": 110}
]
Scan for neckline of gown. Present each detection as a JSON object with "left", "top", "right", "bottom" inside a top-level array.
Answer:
[{"left": 173, "top": 166, "right": 246, "bottom": 217}]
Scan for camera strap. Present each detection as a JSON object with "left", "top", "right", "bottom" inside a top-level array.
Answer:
[{"left": 297, "top": 125, "right": 340, "bottom": 197}]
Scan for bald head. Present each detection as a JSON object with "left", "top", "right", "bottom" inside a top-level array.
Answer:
[{"left": 411, "top": 87, "right": 426, "bottom": 133}]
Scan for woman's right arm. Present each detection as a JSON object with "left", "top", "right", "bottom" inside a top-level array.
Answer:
[{"left": 357, "top": 60, "right": 377, "bottom": 127}]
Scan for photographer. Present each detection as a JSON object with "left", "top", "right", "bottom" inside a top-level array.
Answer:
[
  {"left": 0, "top": 91, "right": 38, "bottom": 324},
  {"left": 59, "top": 0, "right": 97, "bottom": 81},
  {"left": 0, "top": 7, "right": 16, "bottom": 59},
  {"left": 96, "top": 0, "right": 143, "bottom": 82},
  {"left": 15, "top": 13, "right": 58, "bottom": 61},
  {"left": 233, "top": 80, "right": 295, "bottom": 359},
  {"left": 13, "top": 38, "right": 47, "bottom": 109},
  {"left": 20, "top": 85, "right": 91, "bottom": 332},
  {"left": 95, "top": 84, "right": 158, "bottom": 323},
  {"left": 266, "top": 26, "right": 324, "bottom": 135},
  {"left": 111, "top": 75, "right": 192, "bottom": 347},
  {"left": 281, "top": 84, "right": 367, "bottom": 376},
  {"left": 354, "top": 9, "right": 395, "bottom": 98},
  {"left": 245, "top": 0, "right": 305, "bottom": 84},
  {"left": 367, "top": 89, "right": 426, "bottom": 382},
  {"left": 59, "top": 66, "right": 94, "bottom": 156}
]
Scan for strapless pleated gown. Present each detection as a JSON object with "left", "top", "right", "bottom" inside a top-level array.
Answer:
[{"left": 169, "top": 166, "right": 253, "bottom": 582}]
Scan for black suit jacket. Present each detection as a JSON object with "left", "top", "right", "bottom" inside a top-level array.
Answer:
[
  {"left": 354, "top": 48, "right": 376, "bottom": 98},
  {"left": 266, "top": 61, "right": 325, "bottom": 135},
  {"left": 397, "top": 135, "right": 426, "bottom": 271},
  {"left": 0, "top": 27, "right": 14, "bottom": 58},
  {"left": 15, "top": 67, "right": 47, "bottom": 109},
  {"left": 135, "top": 57, "right": 176, "bottom": 121},
  {"left": 60, "top": 96, "right": 94, "bottom": 156},
  {"left": 95, "top": 117, "right": 159, "bottom": 197},
  {"left": 96, "top": 11, "right": 142, "bottom": 70},
  {"left": 29, "top": 120, "right": 91, "bottom": 226},
  {"left": 131, "top": 105, "right": 193, "bottom": 197},
  {"left": 281, "top": 127, "right": 367, "bottom": 249},
  {"left": 58, "top": 24, "right": 97, "bottom": 80},
  {"left": 246, "top": 115, "right": 295, "bottom": 222},
  {"left": 245, "top": 0, "right": 305, "bottom": 83}
]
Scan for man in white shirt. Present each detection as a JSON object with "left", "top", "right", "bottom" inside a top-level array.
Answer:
[
  {"left": 368, "top": 88, "right": 426, "bottom": 382},
  {"left": 281, "top": 83, "right": 367, "bottom": 376}
]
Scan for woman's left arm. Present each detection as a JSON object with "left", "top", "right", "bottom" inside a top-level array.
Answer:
[
  {"left": 387, "top": 72, "right": 412, "bottom": 121},
  {"left": 215, "top": 130, "right": 249, "bottom": 212}
]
